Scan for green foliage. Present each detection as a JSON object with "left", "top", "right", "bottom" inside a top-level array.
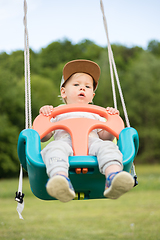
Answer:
[
  {"left": 94, "top": 50, "right": 113, "bottom": 107},
  {"left": 0, "top": 69, "right": 25, "bottom": 129},
  {"left": 0, "top": 39, "right": 160, "bottom": 177},
  {"left": 38, "top": 39, "right": 103, "bottom": 70},
  {"left": 0, "top": 68, "right": 24, "bottom": 177},
  {"left": 0, "top": 50, "right": 24, "bottom": 79},
  {"left": 77, "top": 39, "right": 104, "bottom": 60},
  {"left": 121, "top": 51, "right": 160, "bottom": 162},
  {"left": 147, "top": 40, "right": 160, "bottom": 57},
  {"left": 111, "top": 44, "right": 143, "bottom": 71},
  {"left": 31, "top": 74, "right": 61, "bottom": 118},
  {"left": 0, "top": 115, "right": 19, "bottom": 178}
]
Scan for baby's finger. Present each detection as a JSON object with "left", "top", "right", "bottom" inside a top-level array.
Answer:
[
  {"left": 40, "top": 105, "right": 53, "bottom": 116},
  {"left": 45, "top": 106, "right": 53, "bottom": 116},
  {"left": 106, "top": 107, "right": 114, "bottom": 114},
  {"left": 106, "top": 107, "right": 119, "bottom": 115}
]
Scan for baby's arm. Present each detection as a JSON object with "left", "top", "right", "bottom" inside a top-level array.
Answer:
[
  {"left": 39, "top": 105, "right": 54, "bottom": 142},
  {"left": 98, "top": 107, "right": 120, "bottom": 141}
]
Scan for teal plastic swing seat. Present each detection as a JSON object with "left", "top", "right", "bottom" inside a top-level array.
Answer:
[{"left": 17, "top": 104, "right": 139, "bottom": 200}]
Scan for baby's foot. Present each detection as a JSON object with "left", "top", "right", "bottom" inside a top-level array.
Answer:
[
  {"left": 104, "top": 171, "right": 134, "bottom": 199},
  {"left": 46, "top": 174, "right": 75, "bottom": 202}
]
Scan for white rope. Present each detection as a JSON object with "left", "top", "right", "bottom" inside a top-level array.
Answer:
[
  {"left": 16, "top": 0, "right": 32, "bottom": 219},
  {"left": 100, "top": 0, "right": 137, "bottom": 178},
  {"left": 24, "top": 0, "right": 32, "bottom": 129},
  {"left": 100, "top": 1, "right": 117, "bottom": 110},
  {"left": 100, "top": 0, "right": 130, "bottom": 127}
]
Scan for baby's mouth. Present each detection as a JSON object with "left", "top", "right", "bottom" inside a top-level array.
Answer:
[{"left": 78, "top": 93, "right": 85, "bottom": 97}]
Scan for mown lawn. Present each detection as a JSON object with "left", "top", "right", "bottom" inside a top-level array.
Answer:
[{"left": 0, "top": 164, "right": 160, "bottom": 240}]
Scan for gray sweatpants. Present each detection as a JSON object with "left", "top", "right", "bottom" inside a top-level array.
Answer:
[{"left": 41, "top": 137, "right": 123, "bottom": 178}]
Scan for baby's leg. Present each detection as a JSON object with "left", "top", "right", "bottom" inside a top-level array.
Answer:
[
  {"left": 104, "top": 164, "right": 121, "bottom": 178},
  {"left": 41, "top": 139, "right": 73, "bottom": 178},
  {"left": 41, "top": 139, "right": 75, "bottom": 202},
  {"left": 88, "top": 138, "right": 123, "bottom": 175},
  {"left": 89, "top": 138, "right": 134, "bottom": 199}
]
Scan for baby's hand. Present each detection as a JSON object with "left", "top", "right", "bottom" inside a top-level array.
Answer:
[
  {"left": 39, "top": 105, "right": 54, "bottom": 116},
  {"left": 106, "top": 107, "right": 119, "bottom": 115}
]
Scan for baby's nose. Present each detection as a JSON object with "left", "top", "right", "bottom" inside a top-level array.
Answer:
[{"left": 80, "top": 86, "right": 85, "bottom": 90}]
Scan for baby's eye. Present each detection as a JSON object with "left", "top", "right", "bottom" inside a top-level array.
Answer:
[
  {"left": 74, "top": 83, "right": 79, "bottom": 86},
  {"left": 86, "top": 85, "right": 91, "bottom": 88}
]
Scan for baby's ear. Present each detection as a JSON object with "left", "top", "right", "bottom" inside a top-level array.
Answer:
[{"left": 60, "top": 87, "right": 66, "bottom": 99}]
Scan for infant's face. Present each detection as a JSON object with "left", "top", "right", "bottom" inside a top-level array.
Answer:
[{"left": 61, "top": 73, "right": 95, "bottom": 104}]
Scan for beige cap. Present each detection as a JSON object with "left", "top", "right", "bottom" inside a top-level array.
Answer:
[{"left": 61, "top": 59, "right": 101, "bottom": 90}]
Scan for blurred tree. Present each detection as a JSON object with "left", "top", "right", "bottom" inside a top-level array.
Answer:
[
  {"left": 39, "top": 40, "right": 76, "bottom": 68},
  {"left": 94, "top": 50, "right": 113, "bottom": 107},
  {"left": 0, "top": 115, "right": 19, "bottom": 178},
  {"left": 147, "top": 40, "right": 160, "bottom": 57},
  {"left": 0, "top": 39, "right": 160, "bottom": 177},
  {"left": 31, "top": 74, "right": 61, "bottom": 119},
  {"left": 0, "top": 69, "right": 24, "bottom": 130},
  {"left": 0, "top": 51, "right": 24, "bottom": 79},
  {"left": 77, "top": 39, "right": 104, "bottom": 61},
  {"left": 122, "top": 51, "right": 160, "bottom": 163}
]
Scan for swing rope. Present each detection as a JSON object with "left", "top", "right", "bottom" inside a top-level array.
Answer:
[
  {"left": 24, "top": 0, "right": 32, "bottom": 129},
  {"left": 100, "top": 0, "right": 137, "bottom": 179},
  {"left": 15, "top": 0, "right": 32, "bottom": 219},
  {"left": 100, "top": 0, "right": 130, "bottom": 128}
]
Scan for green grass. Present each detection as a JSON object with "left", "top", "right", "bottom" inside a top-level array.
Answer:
[{"left": 0, "top": 165, "right": 160, "bottom": 240}]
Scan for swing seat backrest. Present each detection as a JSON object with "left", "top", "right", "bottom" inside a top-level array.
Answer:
[{"left": 17, "top": 104, "right": 139, "bottom": 200}]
